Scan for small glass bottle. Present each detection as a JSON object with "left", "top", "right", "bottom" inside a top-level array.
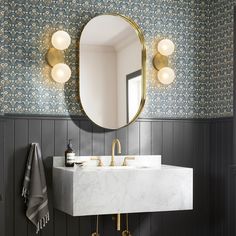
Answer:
[{"left": 65, "top": 139, "right": 75, "bottom": 167}]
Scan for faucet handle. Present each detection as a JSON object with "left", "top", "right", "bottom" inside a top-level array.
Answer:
[
  {"left": 123, "top": 156, "right": 135, "bottom": 166},
  {"left": 91, "top": 156, "right": 103, "bottom": 167}
]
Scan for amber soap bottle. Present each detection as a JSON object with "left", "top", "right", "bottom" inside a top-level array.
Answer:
[{"left": 65, "top": 139, "right": 75, "bottom": 167}]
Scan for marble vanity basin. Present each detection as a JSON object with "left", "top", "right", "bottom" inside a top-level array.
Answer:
[{"left": 53, "top": 156, "right": 193, "bottom": 216}]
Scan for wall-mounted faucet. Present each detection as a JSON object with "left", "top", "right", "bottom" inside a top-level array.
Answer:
[{"left": 110, "top": 139, "right": 121, "bottom": 166}]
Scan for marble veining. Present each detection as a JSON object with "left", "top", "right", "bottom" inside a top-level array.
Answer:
[{"left": 53, "top": 156, "right": 193, "bottom": 216}]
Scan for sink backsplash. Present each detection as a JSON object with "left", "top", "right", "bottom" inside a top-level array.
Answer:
[{"left": 53, "top": 155, "right": 162, "bottom": 168}]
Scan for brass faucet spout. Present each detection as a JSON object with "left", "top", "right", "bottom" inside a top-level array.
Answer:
[{"left": 110, "top": 139, "right": 121, "bottom": 166}]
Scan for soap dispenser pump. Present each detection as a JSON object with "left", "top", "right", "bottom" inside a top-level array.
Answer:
[{"left": 65, "top": 139, "right": 75, "bottom": 167}]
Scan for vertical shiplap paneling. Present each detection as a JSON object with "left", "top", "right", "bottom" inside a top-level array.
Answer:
[
  {"left": 0, "top": 120, "right": 5, "bottom": 236},
  {"left": 168, "top": 120, "right": 185, "bottom": 236},
  {"left": 161, "top": 120, "right": 175, "bottom": 236},
  {"left": 140, "top": 121, "right": 152, "bottom": 155},
  {"left": 116, "top": 126, "right": 127, "bottom": 156},
  {"left": 103, "top": 128, "right": 118, "bottom": 236},
  {"left": 173, "top": 121, "right": 184, "bottom": 166},
  {"left": 79, "top": 121, "right": 92, "bottom": 156},
  {"left": 182, "top": 121, "right": 194, "bottom": 236},
  {"left": 214, "top": 120, "right": 223, "bottom": 236},
  {"left": 92, "top": 125, "right": 105, "bottom": 156},
  {"left": 218, "top": 121, "right": 224, "bottom": 236},
  {"left": 79, "top": 120, "right": 92, "bottom": 236},
  {"left": 54, "top": 120, "right": 67, "bottom": 236},
  {"left": 226, "top": 120, "right": 233, "bottom": 236},
  {"left": 54, "top": 120, "right": 67, "bottom": 156},
  {"left": 91, "top": 124, "right": 105, "bottom": 235},
  {"left": 41, "top": 120, "right": 55, "bottom": 236},
  {"left": 127, "top": 122, "right": 140, "bottom": 236},
  {"left": 116, "top": 127, "right": 128, "bottom": 234},
  {"left": 67, "top": 120, "right": 80, "bottom": 236},
  {"left": 68, "top": 120, "right": 80, "bottom": 155},
  {"left": 4, "top": 119, "right": 14, "bottom": 236},
  {"left": 162, "top": 121, "right": 173, "bottom": 165},
  {"left": 229, "top": 166, "right": 236, "bottom": 236},
  {"left": 150, "top": 120, "right": 163, "bottom": 236},
  {"left": 128, "top": 122, "right": 140, "bottom": 155},
  {"left": 225, "top": 120, "right": 233, "bottom": 236},
  {"left": 104, "top": 130, "right": 116, "bottom": 156},
  {"left": 151, "top": 121, "right": 163, "bottom": 155},
  {"left": 210, "top": 120, "right": 218, "bottom": 236},
  {"left": 193, "top": 121, "right": 208, "bottom": 236},
  {"left": 203, "top": 122, "right": 210, "bottom": 236},
  {"left": 209, "top": 119, "right": 234, "bottom": 236},
  {"left": 221, "top": 121, "right": 230, "bottom": 236},
  {"left": 28, "top": 119, "right": 42, "bottom": 236},
  {"left": 139, "top": 121, "right": 152, "bottom": 236},
  {"left": 28, "top": 119, "right": 42, "bottom": 144},
  {"left": 183, "top": 121, "right": 194, "bottom": 168},
  {"left": 14, "top": 119, "right": 28, "bottom": 236},
  {"left": 2, "top": 116, "right": 233, "bottom": 236},
  {"left": 213, "top": 119, "right": 233, "bottom": 236}
]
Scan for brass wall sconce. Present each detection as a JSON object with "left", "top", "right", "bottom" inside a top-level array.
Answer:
[
  {"left": 153, "top": 39, "right": 175, "bottom": 85},
  {"left": 46, "top": 30, "right": 71, "bottom": 83}
]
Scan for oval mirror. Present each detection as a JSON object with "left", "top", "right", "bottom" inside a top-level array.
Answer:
[{"left": 79, "top": 14, "right": 146, "bottom": 129}]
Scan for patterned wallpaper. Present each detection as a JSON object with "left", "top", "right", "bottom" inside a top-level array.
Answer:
[
  {"left": 0, "top": 0, "right": 234, "bottom": 118},
  {"left": 208, "top": 0, "right": 234, "bottom": 118},
  {"left": 0, "top": 2, "right": 4, "bottom": 114}
]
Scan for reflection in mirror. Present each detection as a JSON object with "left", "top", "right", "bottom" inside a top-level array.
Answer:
[
  {"left": 126, "top": 70, "right": 142, "bottom": 123},
  {"left": 80, "top": 14, "right": 145, "bottom": 129}
]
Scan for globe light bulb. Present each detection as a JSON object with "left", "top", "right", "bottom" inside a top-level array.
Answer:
[
  {"left": 158, "top": 39, "right": 175, "bottom": 56},
  {"left": 157, "top": 67, "right": 175, "bottom": 85},
  {"left": 51, "top": 30, "right": 71, "bottom": 50},
  {"left": 51, "top": 63, "right": 71, "bottom": 83}
]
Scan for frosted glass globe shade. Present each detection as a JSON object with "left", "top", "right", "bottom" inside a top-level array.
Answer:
[
  {"left": 157, "top": 67, "right": 175, "bottom": 85},
  {"left": 51, "top": 30, "right": 71, "bottom": 50},
  {"left": 158, "top": 39, "right": 175, "bottom": 56},
  {"left": 51, "top": 63, "right": 71, "bottom": 83}
]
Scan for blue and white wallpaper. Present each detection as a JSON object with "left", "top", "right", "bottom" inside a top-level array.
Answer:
[{"left": 0, "top": 0, "right": 234, "bottom": 118}]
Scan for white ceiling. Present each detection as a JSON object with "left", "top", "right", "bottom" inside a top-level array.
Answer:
[{"left": 80, "top": 15, "right": 137, "bottom": 47}]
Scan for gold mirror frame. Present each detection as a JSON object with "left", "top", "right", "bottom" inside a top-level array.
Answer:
[{"left": 79, "top": 13, "right": 146, "bottom": 130}]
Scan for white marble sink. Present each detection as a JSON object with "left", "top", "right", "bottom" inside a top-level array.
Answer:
[{"left": 53, "top": 156, "right": 193, "bottom": 216}]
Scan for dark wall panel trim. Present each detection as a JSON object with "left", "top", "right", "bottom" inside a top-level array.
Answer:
[{"left": 1, "top": 113, "right": 233, "bottom": 122}]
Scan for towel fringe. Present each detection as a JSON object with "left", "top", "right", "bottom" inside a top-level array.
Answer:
[
  {"left": 22, "top": 187, "right": 29, "bottom": 202},
  {"left": 36, "top": 213, "right": 50, "bottom": 234},
  {"left": 22, "top": 187, "right": 27, "bottom": 198}
]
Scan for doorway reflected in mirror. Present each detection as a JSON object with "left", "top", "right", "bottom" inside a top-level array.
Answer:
[{"left": 126, "top": 70, "right": 142, "bottom": 123}]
